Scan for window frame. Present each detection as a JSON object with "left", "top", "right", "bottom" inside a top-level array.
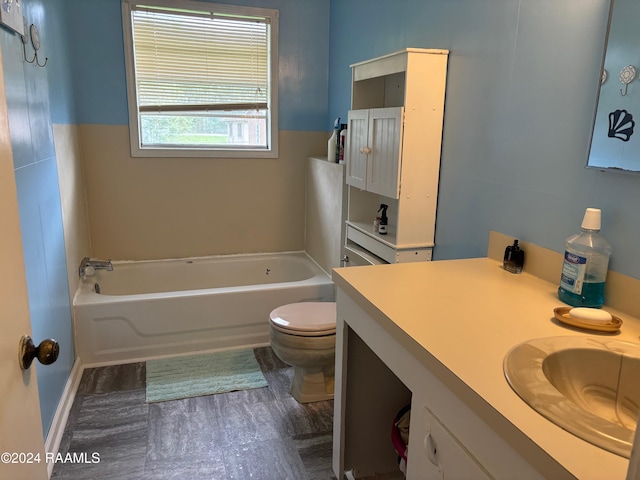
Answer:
[{"left": 122, "top": 0, "right": 279, "bottom": 158}]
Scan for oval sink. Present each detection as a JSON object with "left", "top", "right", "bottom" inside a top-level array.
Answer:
[{"left": 504, "top": 336, "right": 640, "bottom": 458}]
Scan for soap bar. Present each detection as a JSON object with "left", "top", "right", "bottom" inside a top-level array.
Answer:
[{"left": 569, "top": 307, "right": 612, "bottom": 324}]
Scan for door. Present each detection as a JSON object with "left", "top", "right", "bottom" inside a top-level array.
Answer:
[
  {"left": 367, "top": 107, "right": 403, "bottom": 199},
  {"left": 0, "top": 48, "right": 47, "bottom": 480},
  {"left": 345, "top": 109, "right": 368, "bottom": 190}
]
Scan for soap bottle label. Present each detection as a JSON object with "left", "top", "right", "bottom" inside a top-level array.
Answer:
[{"left": 559, "top": 251, "right": 587, "bottom": 294}]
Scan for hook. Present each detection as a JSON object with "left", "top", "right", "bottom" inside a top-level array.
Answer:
[
  {"left": 34, "top": 52, "right": 48, "bottom": 68},
  {"left": 21, "top": 43, "right": 47, "bottom": 66},
  {"left": 21, "top": 33, "right": 36, "bottom": 64},
  {"left": 621, "top": 83, "right": 630, "bottom": 96}
]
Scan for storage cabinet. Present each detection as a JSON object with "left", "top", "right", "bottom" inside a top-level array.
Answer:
[{"left": 344, "top": 49, "right": 448, "bottom": 264}]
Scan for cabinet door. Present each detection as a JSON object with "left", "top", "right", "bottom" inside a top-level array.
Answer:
[
  {"left": 345, "top": 110, "right": 369, "bottom": 190},
  {"left": 367, "top": 107, "right": 403, "bottom": 199},
  {"left": 405, "top": 402, "right": 492, "bottom": 480}
]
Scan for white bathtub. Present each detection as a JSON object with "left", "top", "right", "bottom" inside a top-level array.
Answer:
[{"left": 73, "top": 251, "right": 334, "bottom": 365}]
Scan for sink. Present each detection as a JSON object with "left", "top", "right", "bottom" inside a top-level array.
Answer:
[{"left": 504, "top": 336, "right": 640, "bottom": 457}]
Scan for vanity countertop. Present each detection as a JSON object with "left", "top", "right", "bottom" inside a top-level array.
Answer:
[{"left": 333, "top": 257, "right": 640, "bottom": 479}]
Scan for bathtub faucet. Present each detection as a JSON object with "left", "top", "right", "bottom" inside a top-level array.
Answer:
[{"left": 79, "top": 257, "right": 113, "bottom": 277}]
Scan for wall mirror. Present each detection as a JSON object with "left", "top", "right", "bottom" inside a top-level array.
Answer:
[{"left": 587, "top": 0, "right": 640, "bottom": 173}]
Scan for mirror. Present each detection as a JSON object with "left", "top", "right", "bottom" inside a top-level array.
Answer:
[{"left": 587, "top": 0, "right": 640, "bottom": 173}]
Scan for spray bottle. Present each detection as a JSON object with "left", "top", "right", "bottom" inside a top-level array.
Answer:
[
  {"left": 378, "top": 204, "right": 389, "bottom": 235},
  {"left": 338, "top": 123, "right": 347, "bottom": 164},
  {"left": 328, "top": 117, "right": 340, "bottom": 162}
]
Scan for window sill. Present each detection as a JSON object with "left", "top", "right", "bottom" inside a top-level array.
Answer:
[{"left": 129, "top": 145, "right": 279, "bottom": 159}]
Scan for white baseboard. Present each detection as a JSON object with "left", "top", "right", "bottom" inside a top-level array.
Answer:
[{"left": 45, "top": 358, "right": 84, "bottom": 479}]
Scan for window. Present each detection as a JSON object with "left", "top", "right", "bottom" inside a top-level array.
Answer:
[{"left": 122, "top": 0, "right": 279, "bottom": 158}]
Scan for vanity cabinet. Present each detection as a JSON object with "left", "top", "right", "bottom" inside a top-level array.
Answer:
[
  {"left": 344, "top": 49, "right": 448, "bottom": 265},
  {"left": 332, "top": 285, "right": 551, "bottom": 480},
  {"left": 329, "top": 251, "right": 628, "bottom": 480}
]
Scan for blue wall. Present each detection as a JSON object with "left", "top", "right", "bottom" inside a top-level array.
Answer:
[
  {"left": 53, "top": 0, "right": 330, "bottom": 130},
  {"left": 329, "top": 0, "right": 640, "bottom": 280},
  {"left": 44, "top": 0, "right": 76, "bottom": 125},
  {"left": 1, "top": 0, "right": 75, "bottom": 437}
]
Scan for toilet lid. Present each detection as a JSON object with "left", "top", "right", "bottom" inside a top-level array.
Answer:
[{"left": 269, "top": 302, "right": 336, "bottom": 336}]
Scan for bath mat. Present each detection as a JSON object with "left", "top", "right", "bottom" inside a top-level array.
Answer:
[{"left": 145, "top": 349, "right": 268, "bottom": 403}]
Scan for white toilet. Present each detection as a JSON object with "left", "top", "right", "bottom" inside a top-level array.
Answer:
[{"left": 269, "top": 302, "right": 336, "bottom": 403}]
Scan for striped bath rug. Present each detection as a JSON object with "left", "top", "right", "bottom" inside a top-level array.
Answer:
[{"left": 145, "top": 349, "right": 268, "bottom": 403}]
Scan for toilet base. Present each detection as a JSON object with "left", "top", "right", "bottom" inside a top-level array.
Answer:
[{"left": 290, "top": 364, "right": 334, "bottom": 403}]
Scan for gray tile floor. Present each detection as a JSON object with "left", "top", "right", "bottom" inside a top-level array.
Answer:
[{"left": 51, "top": 347, "right": 336, "bottom": 480}]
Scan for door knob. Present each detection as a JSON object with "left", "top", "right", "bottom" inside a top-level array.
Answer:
[{"left": 19, "top": 335, "right": 59, "bottom": 370}]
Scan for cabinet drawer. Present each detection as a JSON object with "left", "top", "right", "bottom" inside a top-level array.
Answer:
[
  {"left": 346, "top": 225, "right": 396, "bottom": 264},
  {"left": 344, "top": 242, "right": 387, "bottom": 266}
]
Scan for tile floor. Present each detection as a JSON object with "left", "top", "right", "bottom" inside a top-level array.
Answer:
[{"left": 51, "top": 347, "right": 336, "bottom": 480}]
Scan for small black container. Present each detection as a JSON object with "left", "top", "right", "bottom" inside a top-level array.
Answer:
[{"left": 503, "top": 239, "right": 524, "bottom": 274}]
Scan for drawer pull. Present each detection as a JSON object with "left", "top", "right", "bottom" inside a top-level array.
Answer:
[{"left": 425, "top": 432, "right": 438, "bottom": 465}]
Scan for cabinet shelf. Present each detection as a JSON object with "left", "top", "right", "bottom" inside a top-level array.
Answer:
[
  {"left": 346, "top": 220, "right": 396, "bottom": 247},
  {"left": 346, "top": 220, "right": 434, "bottom": 250}
]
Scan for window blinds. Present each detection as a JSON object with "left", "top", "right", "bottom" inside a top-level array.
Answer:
[{"left": 131, "top": 5, "right": 269, "bottom": 113}]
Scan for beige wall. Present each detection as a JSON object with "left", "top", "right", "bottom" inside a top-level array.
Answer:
[
  {"left": 305, "top": 156, "right": 346, "bottom": 274},
  {"left": 78, "top": 125, "right": 326, "bottom": 260},
  {"left": 53, "top": 124, "right": 92, "bottom": 303}
]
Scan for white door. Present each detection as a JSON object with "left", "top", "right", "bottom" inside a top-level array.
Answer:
[
  {"left": 345, "top": 109, "right": 369, "bottom": 190},
  {"left": 0, "top": 48, "right": 47, "bottom": 480},
  {"left": 367, "top": 107, "right": 403, "bottom": 199}
]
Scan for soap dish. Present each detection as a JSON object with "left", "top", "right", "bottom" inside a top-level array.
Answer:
[{"left": 554, "top": 306, "right": 622, "bottom": 333}]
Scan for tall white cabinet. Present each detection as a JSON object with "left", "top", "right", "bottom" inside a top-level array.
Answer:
[{"left": 344, "top": 48, "right": 448, "bottom": 265}]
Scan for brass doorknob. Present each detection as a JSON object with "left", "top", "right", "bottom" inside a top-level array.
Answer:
[{"left": 19, "top": 335, "right": 59, "bottom": 370}]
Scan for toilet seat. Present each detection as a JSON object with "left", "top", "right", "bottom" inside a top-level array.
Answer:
[{"left": 269, "top": 302, "right": 336, "bottom": 336}]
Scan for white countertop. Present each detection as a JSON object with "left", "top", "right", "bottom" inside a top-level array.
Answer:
[{"left": 333, "top": 257, "right": 640, "bottom": 479}]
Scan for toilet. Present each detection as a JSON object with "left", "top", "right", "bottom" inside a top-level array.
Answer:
[{"left": 269, "top": 302, "right": 336, "bottom": 403}]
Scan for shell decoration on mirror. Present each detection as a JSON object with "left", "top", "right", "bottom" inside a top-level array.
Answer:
[{"left": 608, "top": 109, "right": 635, "bottom": 142}]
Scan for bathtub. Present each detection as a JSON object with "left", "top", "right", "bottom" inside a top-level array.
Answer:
[{"left": 73, "top": 251, "right": 334, "bottom": 365}]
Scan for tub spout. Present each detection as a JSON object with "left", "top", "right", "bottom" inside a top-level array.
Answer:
[{"left": 79, "top": 257, "right": 113, "bottom": 277}]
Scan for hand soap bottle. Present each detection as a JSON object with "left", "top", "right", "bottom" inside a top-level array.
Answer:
[
  {"left": 558, "top": 208, "right": 612, "bottom": 308},
  {"left": 503, "top": 239, "right": 524, "bottom": 273}
]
